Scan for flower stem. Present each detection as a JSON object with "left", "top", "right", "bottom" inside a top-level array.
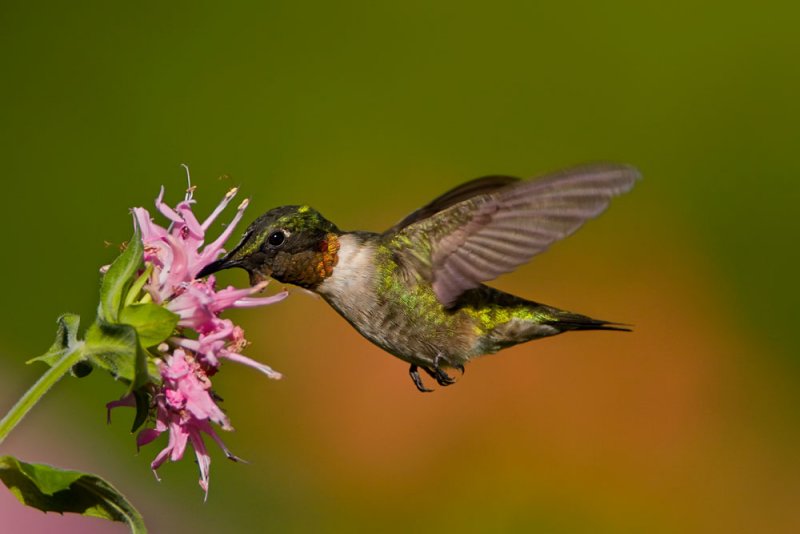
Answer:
[{"left": 0, "top": 344, "right": 85, "bottom": 446}]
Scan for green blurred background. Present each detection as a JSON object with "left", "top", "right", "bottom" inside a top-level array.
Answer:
[{"left": 1, "top": 1, "right": 798, "bottom": 532}]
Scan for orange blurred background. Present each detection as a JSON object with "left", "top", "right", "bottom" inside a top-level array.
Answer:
[{"left": 1, "top": 1, "right": 798, "bottom": 532}]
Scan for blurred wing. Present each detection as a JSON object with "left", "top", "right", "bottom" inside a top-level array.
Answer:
[
  {"left": 385, "top": 174, "right": 521, "bottom": 234},
  {"left": 388, "top": 163, "right": 641, "bottom": 307}
]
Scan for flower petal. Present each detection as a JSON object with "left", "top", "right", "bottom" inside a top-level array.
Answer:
[
  {"left": 105, "top": 395, "right": 135, "bottom": 424},
  {"left": 200, "top": 187, "right": 238, "bottom": 231},
  {"left": 234, "top": 289, "right": 290, "bottom": 308},
  {"left": 188, "top": 427, "right": 212, "bottom": 499},
  {"left": 137, "top": 428, "right": 162, "bottom": 450},
  {"left": 220, "top": 350, "right": 283, "bottom": 380},
  {"left": 155, "top": 187, "right": 184, "bottom": 224},
  {"left": 198, "top": 198, "right": 250, "bottom": 267}
]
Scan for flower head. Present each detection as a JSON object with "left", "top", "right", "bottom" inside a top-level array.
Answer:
[{"left": 108, "top": 180, "right": 287, "bottom": 497}]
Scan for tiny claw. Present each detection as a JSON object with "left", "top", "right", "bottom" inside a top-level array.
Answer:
[
  {"left": 422, "top": 365, "right": 456, "bottom": 387},
  {"left": 409, "top": 364, "right": 433, "bottom": 393},
  {"left": 429, "top": 353, "right": 461, "bottom": 385}
]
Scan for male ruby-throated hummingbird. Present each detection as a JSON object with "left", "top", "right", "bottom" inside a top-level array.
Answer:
[{"left": 198, "top": 163, "right": 640, "bottom": 392}]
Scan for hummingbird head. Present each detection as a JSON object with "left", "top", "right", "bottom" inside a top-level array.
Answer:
[{"left": 197, "top": 205, "right": 342, "bottom": 289}]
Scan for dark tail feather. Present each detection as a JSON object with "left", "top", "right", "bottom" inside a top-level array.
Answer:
[{"left": 545, "top": 311, "right": 632, "bottom": 333}]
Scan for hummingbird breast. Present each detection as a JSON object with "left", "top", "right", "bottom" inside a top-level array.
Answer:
[{"left": 315, "top": 233, "right": 469, "bottom": 366}]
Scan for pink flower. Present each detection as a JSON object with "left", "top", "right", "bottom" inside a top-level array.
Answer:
[
  {"left": 135, "top": 350, "right": 240, "bottom": 498},
  {"left": 108, "top": 181, "right": 287, "bottom": 497}
]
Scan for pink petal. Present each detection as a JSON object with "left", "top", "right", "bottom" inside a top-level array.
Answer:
[
  {"left": 197, "top": 198, "right": 250, "bottom": 266},
  {"left": 201, "top": 187, "right": 238, "bottom": 231},
  {"left": 210, "top": 281, "right": 270, "bottom": 311},
  {"left": 200, "top": 420, "right": 245, "bottom": 463},
  {"left": 163, "top": 235, "right": 190, "bottom": 289},
  {"left": 105, "top": 395, "right": 135, "bottom": 424},
  {"left": 176, "top": 201, "right": 204, "bottom": 240},
  {"left": 137, "top": 428, "right": 162, "bottom": 450},
  {"left": 234, "top": 290, "right": 290, "bottom": 308},
  {"left": 168, "top": 420, "right": 190, "bottom": 462},
  {"left": 155, "top": 187, "right": 184, "bottom": 224},
  {"left": 220, "top": 350, "right": 283, "bottom": 380},
  {"left": 150, "top": 445, "right": 172, "bottom": 474},
  {"left": 199, "top": 320, "right": 235, "bottom": 344},
  {"left": 188, "top": 428, "right": 212, "bottom": 498},
  {"left": 183, "top": 385, "right": 230, "bottom": 428}
]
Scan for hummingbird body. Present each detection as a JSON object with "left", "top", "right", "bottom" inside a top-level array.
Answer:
[
  {"left": 198, "top": 164, "right": 640, "bottom": 391},
  {"left": 314, "top": 232, "right": 622, "bottom": 389}
]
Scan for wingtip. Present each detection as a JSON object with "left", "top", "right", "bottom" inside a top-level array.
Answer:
[
  {"left": 623, "top": 163, "right": 643, "bottom": 183},
  {"left": 604, "top": 162, "right": 643, "bottom": 188},
  {"left": 606, "top": 162, "right": 642, "bottom": 195}
]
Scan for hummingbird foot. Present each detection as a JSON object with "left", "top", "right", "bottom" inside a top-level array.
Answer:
[
  {"left": 419, "top": 353, "right": 457, "bottom": 387},
  {"left": 422, "top": 365, "right": 456, "bottom": 386},
  {"left": 409, "top": 365, "right": 433, "bottom": 393},
  {"left": 430, "top": 353, "right": 463, "bottom": 383}
]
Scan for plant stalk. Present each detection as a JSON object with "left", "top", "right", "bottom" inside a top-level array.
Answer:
[{"left": 0, "top": 345, "right": 84, "bottom": 446}]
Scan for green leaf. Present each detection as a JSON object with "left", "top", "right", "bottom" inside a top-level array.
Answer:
[
  {"left": 100, "top": 227, "right": 144, "bottom": 323},
  {"left": 84, "top": 321, "right": 151, "bottom": 391},
  {"left": 119, "top": 303, "right": 179, "bottom": 348},
  {"left": 27, "top": 314, "right": 82, "bottom": 367},
  {"left": 0, "top": 455, "right": 146, "bottom": 534}
]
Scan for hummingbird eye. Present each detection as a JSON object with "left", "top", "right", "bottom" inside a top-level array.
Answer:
[{"left": 267, "top": 230, "right": 286, "bottom": 248}]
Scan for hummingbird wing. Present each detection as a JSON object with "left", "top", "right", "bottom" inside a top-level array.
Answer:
[
  {"left": 385, "top": 174, "right": 521, "bottom": 234},
  {"left": 386, "top": 163, "right": 641, "bottom": 307}
]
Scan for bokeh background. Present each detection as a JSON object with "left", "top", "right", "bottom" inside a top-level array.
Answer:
[{"left": 1, "top": 1, "right": 798, "bottom": 532}]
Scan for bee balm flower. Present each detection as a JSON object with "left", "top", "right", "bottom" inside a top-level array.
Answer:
[{"left": 109, "top": 183, "right": 287, "bottom": 497}]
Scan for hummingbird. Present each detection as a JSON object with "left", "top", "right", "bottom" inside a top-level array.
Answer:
[{"left": 197, "top": 163, "right": 640, "bottom": 392}]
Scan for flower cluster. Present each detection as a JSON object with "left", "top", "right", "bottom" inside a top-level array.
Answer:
[{"left": 109, "top": 183, "right": 287, "bottom": 497}]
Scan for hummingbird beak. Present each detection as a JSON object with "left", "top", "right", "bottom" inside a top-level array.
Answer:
[
  {"left": 196, "top": 253, "right": 273, "bottom": 287},
  {"left": 197, "top": 229, "right": 275, "bottom": 286},
  {"left": 196, "top": 257, "right": 240, "bottom": 279}
]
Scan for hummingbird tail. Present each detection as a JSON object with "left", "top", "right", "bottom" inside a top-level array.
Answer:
[{"left": 544, "top": 310, "right": 632, "bottom": 333}]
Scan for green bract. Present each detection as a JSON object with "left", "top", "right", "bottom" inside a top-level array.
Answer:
[
  {"left": 119, "top": 303, "right": 180, "bottom": 348},
  {"left": 27, "top": 313, "right": 83, "bottom": 368},
  {"left": 100, "top": 227, "right": 145, "bottom": 323}
]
